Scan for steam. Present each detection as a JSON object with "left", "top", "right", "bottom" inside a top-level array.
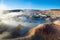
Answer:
[
  {"left": 0, "top": 11, "right": 23, "bottom": 39},
  {"left": 0, "top": 11, "right": 24, "bottom": 27}
]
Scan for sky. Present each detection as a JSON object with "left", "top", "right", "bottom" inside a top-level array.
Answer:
[{"left": 0, "top": 0, "right": 60, "bottom": 10}]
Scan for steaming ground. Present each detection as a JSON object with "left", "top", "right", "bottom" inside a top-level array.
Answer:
[{"left": 0, "top": 11, "right": 48, "bottom": 39}]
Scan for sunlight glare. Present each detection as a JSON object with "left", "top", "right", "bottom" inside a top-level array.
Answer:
[{"left": 0, "top": 3, "right": 7, "bottom": 10}]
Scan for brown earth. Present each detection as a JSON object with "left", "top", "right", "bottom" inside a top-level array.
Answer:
[
  {"left": 53, "top": 20, "right": 60, "bottom": 25},
  {"left": 43, "top": 10, "right": 60, "bottom": 15},
  {"left": 27, "top": 21, "right": 60, "bottom": 40}
]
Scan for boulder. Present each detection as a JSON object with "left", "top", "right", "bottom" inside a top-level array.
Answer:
[{"left": 50, "top": 16, "right": 57, "bottom": 20}]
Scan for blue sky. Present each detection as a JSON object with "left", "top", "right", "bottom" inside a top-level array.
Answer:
[{"left": 0, "top": 0, "right": 60, "bottom": 10}]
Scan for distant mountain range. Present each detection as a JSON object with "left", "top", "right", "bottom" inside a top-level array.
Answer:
[
  {"left": 3, "top": 9, "right": 60, "bottom": 15},
  {"left": 50, "top": 9, "right": 60, "bottom": 11},
  {"left": 5, "top": 9, "right": 60, "bottom": 12}
]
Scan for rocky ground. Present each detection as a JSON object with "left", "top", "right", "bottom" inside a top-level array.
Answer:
[{"left": 0, "top": 9, "right": 60, "bottom": 40}]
